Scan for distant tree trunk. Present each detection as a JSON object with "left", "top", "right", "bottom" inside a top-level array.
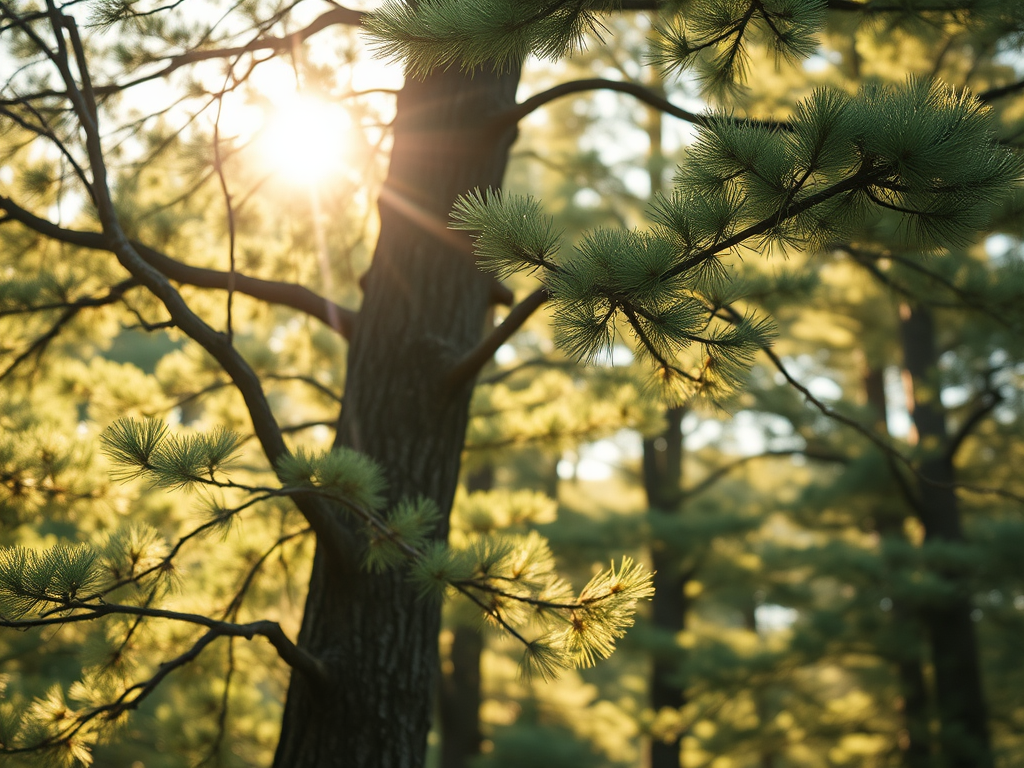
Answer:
[
  {"left": 273, "top": 66, "right": 521, "bottom": 768},
  {"left": 440, "top": 626, "right": 485, "bottom": 768},
  {"left": 439, "top": 464, "right": 493, "bottom": 768},
  {"left": 737, "top": 603, "right": 776, "bottom": 768},
  {"left": 898, "top": 302, "right": 993, "bottom": 768},
  {"left": 644, "top": 406, "right": 688, "bottom": 768},
  {"left": 862, "top": 365, "right": 933, "bottom": 768}
]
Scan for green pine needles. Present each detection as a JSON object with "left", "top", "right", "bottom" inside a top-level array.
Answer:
[
  {"left": 99, "top": 418, "right": 241, "bottom": 488},
  {"left": 364, "top": 0, "right": 828, "bottom": 91},
  {"left": 651, "top": 0, "right": 826, "bottom": 96},
  {"left": 364, "top": 0, "right": 614, "bottom": 75},
  {"left": 452, "top": 80, "right": 1019, "bottom": 402},
  {"left": 0, "top": 414, "right": 654, "bottom": 753},
  {"left": 0, "top": 544, "right": 102, "bottom": 619}
]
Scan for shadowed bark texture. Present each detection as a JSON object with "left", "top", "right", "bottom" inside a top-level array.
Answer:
[{"left": 273, "top": 66, "right": 522, "bottom": 768}]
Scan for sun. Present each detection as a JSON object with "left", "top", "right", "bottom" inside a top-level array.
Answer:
[
  {"left": 215, "top": 55, "right": 400, "bottom": 187},
  {"left": 257, "top": 92, "right": 350, "bottom": 187}
]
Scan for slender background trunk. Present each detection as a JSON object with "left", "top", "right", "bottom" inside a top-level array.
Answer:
[
  {"left": 273, "top": 66, "right": 522, "bottom": 768},
  {"left": 439, "top": 464, "right": 492, "bottom": 768},
  {"left": 898, "top": 302, "right": 993, "bottom": 768},
  {"left": 863, "top": 364, "right": 933, "bottom": 768},
  {"left": 644, "top": 406, "right": 689, "bottom": 768}
]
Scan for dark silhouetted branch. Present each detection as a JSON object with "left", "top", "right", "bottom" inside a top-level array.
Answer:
[
  {"left": 446, "top": 288, "right": 550, "bottom": 391},
  {"left": 0, "top": 278, "right": 139, "bottom": 384},
  {"left": 0, "top": 196, "right": 357, "bottom": 337},
  {"left": 492, "top": 78, "right": 790, "bottom": 132}
]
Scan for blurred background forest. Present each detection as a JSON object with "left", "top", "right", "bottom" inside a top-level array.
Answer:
[{"left": 1, "top": 1, "right": 1024, "bottom": 767}]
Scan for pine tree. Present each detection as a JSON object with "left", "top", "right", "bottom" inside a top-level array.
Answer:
[{"left": 2, "top": 1, "right": 1024, "bottom": 767}]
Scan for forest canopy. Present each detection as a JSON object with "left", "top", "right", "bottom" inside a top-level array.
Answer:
[{"left": 0, "top": 1, "right": 1023, "bottom": 767}]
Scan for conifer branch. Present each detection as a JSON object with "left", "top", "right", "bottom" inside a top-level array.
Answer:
[
  {"left": 0, "top": 602, "right": 328, "bottom": 681},
  {"left": 678, "top": 448, "right": 848, "bottom": 503},
  {"left": 0, "top": 102, "right": 95, "bottom": 198},
  {"left": 265, "top": 374, "right": 344, "bottom": 403},
  {"left": 944, "top": 388, "right": 1003, "bottom": 463},
  {"left": 100, "top": 494, "right": 281, "bottom": 595},
  {"left": 760, "top": 341, "right": 1024, "bottom": 507},
  {"left": 0, "top": 197, "right": 357, "bottom": 337},
  {"left": 35, "top": 20, "right": 358, "bottom": 571},
  {"left": 446, "top": 288, "right": 550, "bottom": 391},
  {"left": 478, "top": 356, "right": 579, "bottom": 385},
  {"left": 491, "top": 78, "right": 790, "bottom": 132},
  {"left": 882, "top": 450, "right": 926, "bottom": 517},
  {"left": 842, "top": 245, "right": 1022, "bottom": 330},
  {"left": 664, "top": 162, "right": 881, "bottom": 282},
  {"left": 221, "top": 528, "right": 311, "bottom": 621},
  {"left": 0, "top": 6, "right": 365, "bottom": 103},
  {"left": 211, "top": 86, "right": 238, "bottom": 341},
  {"left": 2, "top": 598, "right": 327, "bottom": 675},
  {"left": 151, "top": 380, "right": 232, "bottom": 417}
]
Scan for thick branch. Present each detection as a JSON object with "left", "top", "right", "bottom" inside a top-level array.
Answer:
[
  {"left": 14, "top": 7, "right": 366, "bottom": 101},
  {"left": 446, "top": 287, "right": 550, "bottom": 391},
  {"left": 979, "top": 79, "right": 1024, "bottom": 103},
  {"left": 0, "top": 196, "right": 356, "bottom": 337},
  {"left": 0, "top": 601, "right": 328, "bottom": 682}
]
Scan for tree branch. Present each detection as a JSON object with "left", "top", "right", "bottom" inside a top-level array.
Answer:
[
  {"left": 445, "top": 288, "right": 550, "bottom": 391},
  {"left": 37, "top": 11, "right": 357, "bottom": 569},
  {"left": 0, "top": 278, "right": 139, "bottom": 384},
  {"left": 478, "top": 356, "right": 579, "bottom": 385},
  {"left": 978, "top": 78, "right": 1024, "bottom": 103},
  {"left": 759, "top": 342, "right": 1024, "bottom": 506},
  {"left": 7, "top": 6, "right": 366, "bottom": 102},
  {"left": 944, "top": 389, "right": 1002, "bottom": 463},
  {"left": 0, "top": 196, "right": 357, "bottom": 338},
  {"left": 679, "top": 447, "right": 847, "bottom": 503},
  {"left": 0, "top": 600, "right": 328, "bottom": 682},
  {"left": 491, "top": 78, "right": 790, "bottom": 132}
]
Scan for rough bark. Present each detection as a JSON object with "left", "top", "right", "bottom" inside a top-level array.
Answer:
[
  {"left": 862, "top": 365, "right": 933, "bottom": 768},
  {"left": 643, "top": 406, "right": 688, "bottom": 768},
  {"left": 898, "top": 303, "right": 993, "bottom": 768},
  {"left": 272, "top": 66, "right": 521, "bottom": 768}
]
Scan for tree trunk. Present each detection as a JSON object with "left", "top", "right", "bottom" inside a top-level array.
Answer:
[
  {"left": 898, "top": 302, "right": 992, "bottom": 768},
  {"left": 273, "top": 66, "right": 521, "bottom": 768},
  {"left": 439, "top": 626, "right": 485, "bottom": 768},
  {"left": 439, "top": 464, "right": 492, "bottom": 768},
  {"left": 862, "top": 365, "right": 933, "bottom": 768},
  {"left": 644, "top": 406, "right": 688, "bottom": 768}
]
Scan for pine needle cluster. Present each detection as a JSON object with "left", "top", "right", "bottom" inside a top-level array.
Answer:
[
  {"left": 99, "top": 418, "right": 241, "bottom": 489},
  {"left": 364, "top": 0, "right": 614, "bottom": 75},
  {"left": 0, "top": 544, "right": 101, "bottom": 619},
  {"left": 49, "top": 418, "right": 658, "bottom": 683},
  {"left": 452, "top": 80, "right": 1018, "bottom": 402},
  {"left": 650, "top": 0, "right": 826, "bottom": 97},
  {"left": 415, "top": 529, "right": 654, "bottom": 680}
]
